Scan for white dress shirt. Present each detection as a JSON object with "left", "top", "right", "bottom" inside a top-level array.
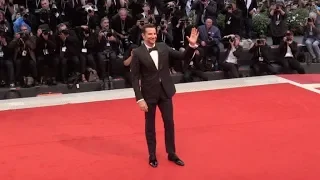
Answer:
[
  {"left": 285, "top": 45, "right": 294, "bottom": 58},
  {"left": 136, "top": 42, "right": 198, "bottom": 103},
  {"left": 144, "top": 43, "right": 159, "bottom": 69}
]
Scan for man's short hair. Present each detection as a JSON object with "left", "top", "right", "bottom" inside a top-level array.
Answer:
[{"left": 141, "top": 23, "right": 156, "bottom": 34}]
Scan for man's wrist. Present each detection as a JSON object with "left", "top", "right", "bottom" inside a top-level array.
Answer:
[
  {"left": 189, "top": 43, "right": 198, "bottom": 48},
  {"left": 137, "top": 99, "right": 145, "bottom": 103}
]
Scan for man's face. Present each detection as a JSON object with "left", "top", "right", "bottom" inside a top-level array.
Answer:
[
  {"left": 205, "top": 19, "right": 212, "bottom": 28},
  {"left": 142, "top": 27, "right": 157, "bottom": 45},
  {"left": 41, "top": 0, "right": 49, "bottom": 9},
  {"left": 119, "top": 10, "right": 127, "bottom": 20},
  {"left": 101, "top": 19, "right": 109, "bottom": 29},
  {"left": 234, "top": 37, "right": 240, "bottom": 46},
  {"left": 143, "top": 5, "right": 150, "bottom": 12}
]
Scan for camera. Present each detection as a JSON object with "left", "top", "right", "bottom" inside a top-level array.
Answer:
[
  {"left": 83, "top": 4, "right": 97, "bottom": 14},
  {"left": 308, "top": 17, "right": 313, "bottom": 22},
  {"left": 160, "top": 20, "right": 166, "bottom": 30},
  {"left": 226, "top": 3, "right": 232, "bottom": 10},
  {"left": 58, "top": 29, "right": 69, "bottom": 35},
  {"left": 0, "top": 27, "right": 6, "bottom": 37},
  {"left": 101, "top": 30, "right": 113, "bottom": 37},
  {"left": 82, "top": 29, "right": 90, "bottom": 36},
  {"left": 208, "top": 34, "right": 214, "bottom": 41},
  {"left": 138, "top": 20, "right": 145, "bottom": 26},
  {"left": 18, "top": 31, "right": 29, "bottom": 40},
  {"left": 42, "top": 30, "right": 49, "bottom": 35},
  {"left": 285, "top": 32, "right": 292, "bottom": 41},
  {"left": 168, "top": 3, "right": 176, "bottom": 12},
  {"left": 222, "top": 35, "right": 235, "bottom": 42}
]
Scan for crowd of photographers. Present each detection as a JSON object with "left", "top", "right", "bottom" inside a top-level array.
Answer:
[{"left": 0, "top": 0, "right": 311, "bottom": 89}]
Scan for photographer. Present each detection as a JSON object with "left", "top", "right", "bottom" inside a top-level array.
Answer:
[
  {"left": 172, "top": 17, "right": 192, "bottom": 51},
  {"left": 56, "top": 23, "right": 82, "bottom": 83},
  {"left": 0, "top": 11, "right": 12, "bottom": 38},
  {"left": 78, "top": 26, "right": 97, "bottom": 82},
  {"left": 36, "top": 24, "right": 58, "bottom": 85},
  {"left": 111, "top": 8, "right": 134, "bottom": 51},
  {"left": 0, "top": 30, "right": 14, "bottom": 88},
  {"left": 128, "top": 18, "right": 148, "bottom": 46},
  {"left": 198, "top": 17, "right": 221, "bottom": 68},
  {"left": 182, "top": 47, "right": 208, "bottom": 82},
  {"left": 222, "top": 3, "right": 242, "bottom": 36},
  {"left": 249, "top": 37, "right": 277, "bottom": 75},
  {"left": 220, "top": 34, "right": 243, "bottom": 78},
  {"left": 156, "top": 19, "right": 173, "bottom": 47},
  {"left": 14, "top": 6, "right": 37, "bottom": 34},
  {"left": 78, "top": 4, "right": 99, "bottom": 31},
  {"left": 96, "top": 17, "right": 118, "bottom": 80},
  {"left": 192, "top": 0, "right": 218, "bottom": 26},
  {"left": 136, "top": 3, "right": 156, "bottom": 24},
  {"left": 9, "top": 24, "right": 37, "bottom": 86},
  {"left": 303, "top": 17, "right": 320, "bottom": 63},
  {"left": 279, "top": 31, "right": 305, "bottom": 74},
  {"left": 34, "top": 0, "right": 61, "bottom": 33},
  {"left": 269, "top": 3, "right": 287, "bottom": 45},
  {"left": 122, "top": 44, "right": 138, "bottom": 87}
]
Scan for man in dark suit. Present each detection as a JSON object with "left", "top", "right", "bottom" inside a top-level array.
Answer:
[
  {"left": 130, "top": 23, "right": 199, "bottom": 168},
  {"left": 278, "top": 30, "right": 305, "bottom": 74}
]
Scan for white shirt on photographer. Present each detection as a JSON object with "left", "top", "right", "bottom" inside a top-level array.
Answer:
[
  {"left": 226, "top": 46, "right": 237, "bottom": 64},
  {"left": 285, "top": 45, "right": 294, "bottom": 58}
]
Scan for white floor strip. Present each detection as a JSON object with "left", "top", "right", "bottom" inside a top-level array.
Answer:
[
  {"left": 0, "top": 75, "right": 289, "bottom": 111},
  {"left": 301, "top": 83, "right": 320, "bottom": 89},
  {"left": 278, "top": 77, "right": 320, "bottom": 94}
]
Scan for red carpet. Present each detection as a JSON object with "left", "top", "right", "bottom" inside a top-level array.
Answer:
[
  {"left": 279, "top": 74, "right": 320, "bottom": 84},
  {"left": 1, "top": 83, "right": 320, "bottom": 180}
]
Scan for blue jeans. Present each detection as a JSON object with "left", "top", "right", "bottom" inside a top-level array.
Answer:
[{"left": 305, "top": 38, "right": 320, "bottom": 59}]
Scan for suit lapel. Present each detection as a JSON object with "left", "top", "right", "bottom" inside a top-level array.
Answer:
[
  {"left": 157, "top": 43, "right": 164, "bottom": 70},
  {"left": 141, "top": 44, "right": 158, "bottom": 70}
]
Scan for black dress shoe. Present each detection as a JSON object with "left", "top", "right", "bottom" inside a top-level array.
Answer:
[
  {"left": 168, "top": 154, "right": 185, "bottom": 166},
  {"left": 149, "top": 155, "right": 158, "bottom": 168}
]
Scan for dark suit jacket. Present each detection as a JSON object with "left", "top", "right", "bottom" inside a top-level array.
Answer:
[
  {"left": 249, "top": 44, "right": 272, "bottom": 64},
  {"left": 131, "top": 42, "right": 195, "bottom": 102},
  {"left": 220, "top": 45, "right": 244, "bottom": 64},
  {"left": 236, "top": 0, "right": 257, "bottom": 18},
  {"left": 278, "top": 40, "right": 298, "bottom": 59}
]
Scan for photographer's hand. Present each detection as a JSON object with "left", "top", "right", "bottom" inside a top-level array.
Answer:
[
  {"left": 108, "top": 36, "right": 116, "bottom": 41},
  {"left": 0, "top": 37, "right": 7, "bottom": 46},
  {"left": 42, "top": 33, "right": 49, "bottom": 41},
  {"left": 162, "top": 29, "right": 168, "bottom": 34}
]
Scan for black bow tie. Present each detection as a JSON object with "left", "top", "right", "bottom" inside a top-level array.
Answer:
[{"left": 148, "top": 46, "right": 157, "bottom": 53}]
